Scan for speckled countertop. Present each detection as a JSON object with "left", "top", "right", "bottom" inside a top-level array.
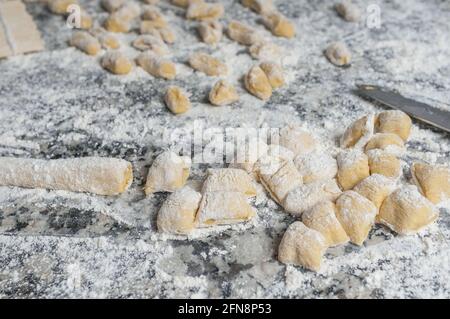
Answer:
[{"left": 0, "top": 0, "right": 449, "bottom": 298}]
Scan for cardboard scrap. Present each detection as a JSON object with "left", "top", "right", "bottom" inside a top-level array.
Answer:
[{"left": 0, "top": 0, "right": 44, "bottom": 59}]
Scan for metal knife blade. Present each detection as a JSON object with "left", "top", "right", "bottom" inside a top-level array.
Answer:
[{"left": 356, "top": 84, "right": 450, "bottom": 133}]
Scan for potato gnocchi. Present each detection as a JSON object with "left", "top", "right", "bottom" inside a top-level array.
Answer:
[
  {"left": 353, "top": 174, "right": 396, "bottom": 210},
  {"left": 365, "top": 133, "right": 406, "bottom": 155},
  {"left": 70, "top": 31, "right": 101, "bottom": 56},
  {"left": 294, "top": 151, "right": 338, "bottom": 184},
  {"left": 189, "top": 52, "right": 228, "bottom": 76},
  {"left": 101, "top": 51, "right": 133, "bottom": 75},
  {"left": 262, "top": 11, "right": 295, "bottom": 38},
  {"left": 276, "top": 126, "right": 317, "bottom": 156},
  {"left": 227, "top": 21, "right": 262, "bottom": 46},
  {"left": 186, "top": 1, "right": 224, "bottom": 21},
  {"left": 340, "top": 114, "right": 375, "bottom": 149},
  {"left": 165, "top": 86, "right": 191, "bottom": 114},
  {"left": 367, "top": 150, "right": 402, "bottom": 179},
  {"left": 209, "top": 80, "right": 239, "bottom": 106},
  {"left": 259, "top": 62, "right": 285, "bottom": 89},
  {"left": 325, "top": 42, "right": 351, "bottom": 66},
  {"left": 198, "top": 21, "right": 223, "bottom": 45},
  {"left": 375, "top": 110, "right": 412, "bottom": 142},
  {"left": 337, "top": 149, "right": 370, "bottom": 190},
  {"left": 201, "top": 168, "right": 256, "bottom": 197},
  {"left": 335, "top": 1, "right": 361, "bottom": 22},
  {"left": 244, "top": 65, "right": 273, "bottom": 100},
  {"left": 136, "top": 51, "right": 176, "bottom": 79},
  {"left": 411, "top": 162, "right": 450, "bottom": 204}
]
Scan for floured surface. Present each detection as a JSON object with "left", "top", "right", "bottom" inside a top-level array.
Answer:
[{"left": 0, "top": 0, "right": 449, "bottom": 298}]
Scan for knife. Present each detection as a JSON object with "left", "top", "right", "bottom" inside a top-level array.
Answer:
[{"left": 356, "top": 84, "right": 450, "bottom": 133}]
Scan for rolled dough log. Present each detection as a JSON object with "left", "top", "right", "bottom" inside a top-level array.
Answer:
[{"left": 0, "top": 157, "right": 133, "bottom": 195}]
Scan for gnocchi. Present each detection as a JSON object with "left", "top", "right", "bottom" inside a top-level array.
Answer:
[
  {"left": 340, "top": 114, "right": 375, "bottom": 149},
  {"left": 69, "top": 31, "right": 101, "bottom": 56},
  {"left": 144, "top": 151, "right": 191, "bottom": 195},
  {"left": 164, "top": 86, "right": 191, "bottom": 114},
  {"left": 201, "top": 168, "right": 256, "bottom": 197},
  {"left": 249, "top": 41, "right": 282, "bottom": 62},
  {"left": 325, "top": 42, "right": 351, "bottom": 66},
  {"left": 198, "top": 21, "right": 223, "bottom": 45},
  {"left": 132, "top": 35, "right": 169, "bottom": 55},
  {"left": 335, "top": 191, "right": 377, "bottom": 246},
  {"left": 104, "top": 2, "right": 141, "bottom": 33},
  {"left": 209, "top": 80, "right": 239, "bottom": 106},
  {"left": 411, "top": 162, "right": 450, "bottom": 204},
  {"left": 364, "top": 133, "right": 405, "bottom": 155},
  {"left": 262, "top": 11, "right": 296, "bottom": 39},
  {"left": 375, "top": 110, "right": 412, "bottom": 142},
  {"left": 367, "top": 149, "right": 402, "bottom": 179},
  {"left": 100, "top": 0, "right": 124, "bottom": 13},
  {"left": 278, "top": 221, "right": 327, "bottom": 272},
  {"left": 353, "top": 174, "right": 396, "bottom": 210},
  {"left": 335, "top": 1, "right": 361, "bottom": 22},
  {"left": 294, "top": 151, "right": 338, "bottom": 184},
  {"left": 186, "top": 1, "right": 224, "bottom": 21},
  {"left": 227, "top": 21, "right": 262, "bottom": 46},
  {"left": 276, "top": 126, "right": 317, "bottom": 156},
  {"left": 336, "top": 149, "right": 370, "bottom": 190},
  {"left": 136, "top": 51, "right": 176, "bottom": 79},
  {"left": 244, "top": 65, "right": 273, "bottom": 100},
  {"left": 90, "top": 27, "right": 120, "bottom": 49},
  {"left": 241, "top": 0, "right": 274, "bottom": 14},
  {"left": 189, "top": 52, "right": 228, "bottom": 76},
  {"left": 48, "top": 0, "right": 77, "bottom": 15},
  {"left": 101, "top": 51, "right": 133, "bottom": 75},
  {"left": 259, "top": 62, "right": 285, "bottom": 89}
]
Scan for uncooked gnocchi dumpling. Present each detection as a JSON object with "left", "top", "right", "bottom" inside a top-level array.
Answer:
[
  {"left": 375, "top": 110, "right": 412, "bottom": 142},
  {"left": 48, "top": 0, "right": 77, "bottom": 15},
  {"left": 278, "top": 221, "right": 327, "bottom": 272},
  {"left": 198, "top": 20, "right": 223, "bottom": 45},
  {"left": 325, "top": 42, "right": 351, "bottom": 66},
  {"left": 209, "top": 80, "right": 239, "bottom": 106},
  {"left": 244, "top": 65, "right": 272, "bottom": 100},
  {"left": 90, "top": 27, "right": 120, "bottom": 49},
  {"left": 365, "top": 133, "right": 405, "bottom": 155},
  {"left": 276, "top": 126, "right": 317, "bottom": 156},
  {"left": 262, "top": 11, "right": 295, "bottom": 38},
  {"left": 283, "top": 179, "right": 342, "bottom": 216},
  {"left": 241, "top": 0, "right": 274, "bottom": 14},
  {"left": 378, "top": 185, "right": 438, "bottom": 235},
  {"left": 411, "top": 162, "right": 450, "bottom": 204},
  {"left": 136, "top": 51, "right": 176, "bottom": 80},
  {"left": 144, "top": 151, "right": 191, "bottom": 195},
  {"left": 335, "top": 191, "right": 377, "bottom": 246},
  {"left": 266, "top": 144, "right": 295, "bottom": 162},
  {"left": 340, "top": 114, "right": 375, "bottom": 149},
  {"left": 367, "top": 150, "right": 402, "bottom": 179},
  {"left": 294, "top": 151, "right": 338, "bottom": 184},
  {"left": 141, "top": 5, "right": 167, "bottom": 27},
  {"left": 229, "top": 137, "right": 268, "bottom": 173},
  {"left": 259, "top": 62, "right": 285, "bottom": 89},
  {"left": 189, "top": 52, "right": 228, "bottom": 76},
  {"left": 336, "top": 149, "right": 370, "bottom": 190},
  {"left": 257, "top": 157, "right": 303, "bottom": 204},
  {"left": 132, "top": 35, "right": 169, "bottom": 55},
  {"left": 249, "top": 41, "right": 281, "bottom": 62},
  {"left": 157, "top": 186, "right": 202, "bottom": 235},
  {"left": 227, "top": 20, "right": 262, "bottom": 46},
  {"left": 335, "top": 1, "right": 361, "bottom": 22},
  {"left": 101, "top": 51, "right": 133, "bottom": 75},
  {"left": 70, "top": 31, "right": 101, "bottom": 56},
  {"left": 196, "top": 191, "right": 255, "bottom": 227},
  {"left": 302, "top": 201, "right": 349, "bottom": 247},
  {"left": 101, "top": 0, "right": 123, "bottom": 13},
  {"left": 164, "top": 86, "right": 191, "bottom": 114},
  {"left": 186, "top": 1, "right": 224, "bottom": 20},
  {"left": 201, "top": 168, "right": 256, "bottom": 197},
  {"left": 104, "top": 2, "right": 141, "bottom": 33},
  {"left": 353, "top": 174, "right": 396, "bottom": 210}
]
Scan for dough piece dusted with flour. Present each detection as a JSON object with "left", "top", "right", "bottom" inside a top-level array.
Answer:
[
  {"left": 104, "top": 2, "right": 141, "bottom": 33},
  {"left": 201, "top": 168, "right": 256, "bottom": 197},
  {"left": 132, "top": 35, "right": 169, "bottom": 55},
  {"left": 141, "top": 5, "right": 167, "bottom": 28},
  {"left": 294, "top": 151, "right": 338, "bottom": 184},
  {"left": 164, "top": 86, "right": 191, "bottom": 114},
  {"left": 241, "top": 0, "right": 274, "bottom": 14},
  {"left": 196, "top": 191, "right": 255, "bottom": 227},
  {"left": 144, "top": 151, "right": 191, "bottom": 195},
  {"left": 90, "top": 27, "right": 120, "bottom": 49},
  {"left": 230, "top": 138, "right": 268, "bottom": 173},
  {"left": 367, "top": 150, "right": 402, "bottom": 179},
  {"left": 340, "top": 114, "right": 375, "bottom": 149},
  {"left": 283, "top": 179, "right": 342, "bottom": 216},
  {"left": 209, "top": 80, "right": 239, "bottom": 106},
  {"left": 262, "top": 11, "right": 295, "bottom": 38},
  {"left": 171, "top": 0, "right": 202, "bottom": 8},
  {"left": 378, "top": 186, "right": 438, "bottom": 235},
  {"left": 186, "top": 1, "right": 224, "bottom": 20},
  {"left": 198, "top": 21, "right": 223, "bottom": 45},
  {"left": 77, "top": 10, "right": 93, "bottom": 30},
  {"left": 276, "top": 126, "right": 317, "bottom": 156},
  {"left": 189, "top": 52, "right": 227, "bottom": 76},
  {"left": 157, "top": 186, "right": 202, "bottom": 234},
  {"left": 0, "top": 157, "right": 132, "bottom": 196},
  {"left": 101, "top": 51, "right": 133, "bottom": 75},
  {"left": 69, "top": 31, "right": 101, "bottom": 55},
  {"left": 375, "top": 110, "right": 412, "bottom": 142},
  {"left": 302, "top": 201, "right": 349, "bottom": 247},
  {"left": 249, "top": 41, "right": 281, "bottom": 61},
  {"left": 266, "top": 144, "right": 295, "bottom": 162},
  {"left": 337, "top": 149, "right": 370, "bottom": 190},
  {"left": 158, "top": 27, "right": 177, "bottom": 44},
  {"left": 101, "top": 0, "right": 124, "bottom": 13},
  {"left": 244, "top": 65, "right": 272, "bottom": 100},
  {"left": 325, "top": 42, "right": 351, "bottom": 66},
  {"left": 335, "top": 1, "right": 361, "bottom": 22},
  {"left": 365, "top": 133, "right": 405, "bottom": 155},
  {"left": 257, "top": 157, "right": 303, "bottom": 204},
  {"left": 411, "top": 163, "right": 450, "bottom": 204},
  {"left": 48, "top": 0, "right": 77, "bottom": 15},
  {"left": 259, "top": 62, "right": 285, "bottom": 89},
  {"left": 227, "top": 20, "right": 262, "bottom": 46},
  {"left": 353, "top": 174, "right": 396, "bottom": 210},
  {"left": 136, "top": 51, "right": 176, "bottom": 79},
  {"left": 278, "top": 221, "right": 327, "bottom": 272},
  {"left": 335, "top": 191, "right": 377, "bottom": 246}
]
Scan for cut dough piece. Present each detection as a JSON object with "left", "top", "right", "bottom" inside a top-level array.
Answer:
[
  {"left": 283, "top": 179, "right": 342, "bottom": 216},
  {"left": 266, "top": 144, "right": 295, "bottom": 162},
  {"left": 227, "top": 20, "right": 262, "bottom": 46},
  {"left": 325, "top": 42, "right": 351, "bottom": 66},
  {"left": 302, "top": 201, "right": 349, "bottom": 247},
  {"left": 171, "top": 0, "right": 201, "bottom": 8},
  {"left": 186, "top": 1, "right": 224, "bottom": 20},
  {"left": 294, "top": 151, "right": 338, "bottom": 184},
  {"left": 69, "top": 31, "right": 101, "bottom": 55},
  {"left": 90, "top": 27, "right": 120, "bottom": 49},
  {"left": 104, "top": 2, "right": 141, "bottom": 33},
  {"left": 241, "top": 0, "right": 274, "bottom": 14},
  {"left": 257, "top": 157, "right": 303, "bottom": 204},
  {"left": 136, "top": 51, "right": 176, "bottom": 79},
  {"left": 101, "top": 0, "right": 124, "bottom": 13},
  {"left": 0, "top": 157, "right": 132, "bottom": 196},
  {"left": 259, "top": 62, "right": 285, "bottom": 89},
  {"left": 230, "top": 138, "right": 268, "bottom": 173},
  {"left": 201, "top": 168, "right": 256, "bottom": 197},
  {"left": 249, "top": 41, "right": 281, "bottom": 61},
  {"left": 144, "top": 151, "right": 191, "bottom": 195},
  {"left": 335, "top": 1, "right": 361, "bottom": 22},
  {"left": 157, "top": 186, "right": 202, "bottom": 235},
  {"left": 48, "top": 0, "right": 77, "bottom": 15},
  {"left": 196, "top": 191, "right": 255, "bottom": 227},
  {"left": 189, "top": 52, "right": 227, "bottom": 76},
  {"left": 336, "top": 149, "right": 370, "bottom": 190},
  {"left": 335, "top": 191, "right": 377, "bottom": 246},
  {"left": 378, "top": 186, "right": 438, "bottom": 235},
  {"left": 198, "top": 20, "right": 223, "bottom": 45},
  {"left": 101, "top": 51, "right": 133, "bottom": 75},
  {"left": 375, "top": 110, "right": 412, "bottom": 142},
  {"left": 411, "top": 162, "right": 450, "bottom": 204},
  {"left": 158, "top": 27, "right": 176, "bottom": 44},
  {"left": 278, "top": 221, "right": 327, "bottom": 272},
  {"left": 262, "top": 11, "right": 295, "bottom": 38},
  {"left": 209, "top": 80, "right": 239, "bottom": 106},
  {"left": 141, "top": 5, "right": 167, "bottom": 27},
  {"left": 367, "top": 150, "right": 402, "bottom": 179},
  {"left": 244, "top": 65, "right": 272, "bottom": 100},
  {"left": 78, "top": 10, "right": 93, "bottom": 30},
  {"left": 165, "top": 86, "right": 191, "bottom": 114},
  {"left": 340, "top": 114, "right": 375, "bottom": 149},
  {"left": 353, "top": 174, "right": 396, "bottom": 210},
  {"left": 276, "top": 126, "right": 317, "bottom": 156},
  {"left": 365, "top": 133, "right": 405, "bottom": 156},
  {"left": 132, "top": 35, "right": 169, "bottom": 55}
]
